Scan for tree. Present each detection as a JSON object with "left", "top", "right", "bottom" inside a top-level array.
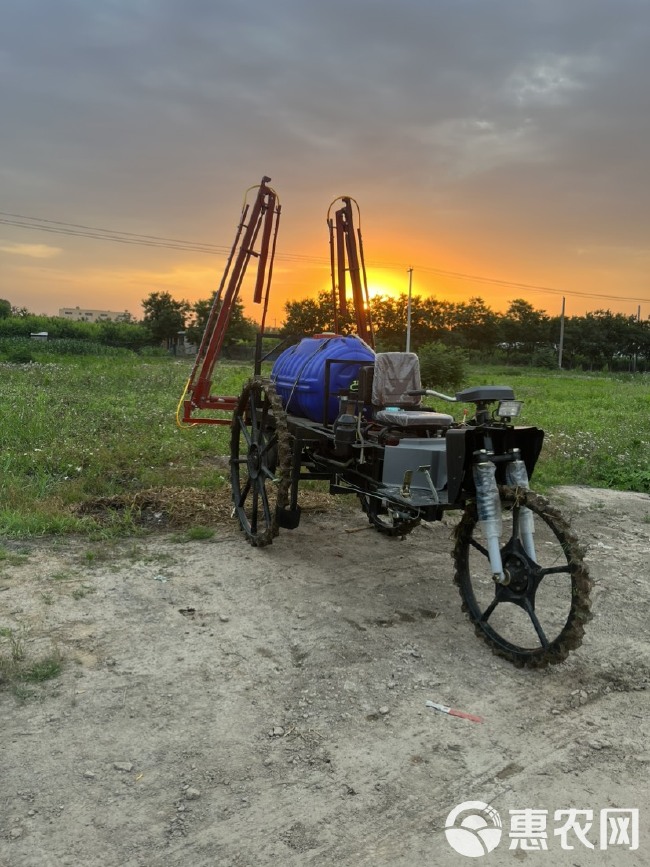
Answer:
[
  {"left": 448, "top": 297, "right": 500, "bottom": 352},
  {"left": 500, "top": 299, "right": 551, "bottom": 360},
  {"left": 0, "top": 299, "right": 11, "bottom": 319},
  {"left": 141, "top": 291, "right": 190, "bottom": 348},
  {"left": 185, "top": 295, "right": 257, "bottom": 348},
  {"left": 371, "top": 294, "right": 408, "bottom": 350},
  {"left": 282, "top": 290, "right": 355, "bottom": 338}
]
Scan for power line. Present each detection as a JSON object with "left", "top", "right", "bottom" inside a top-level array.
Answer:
[
  {"left": 1, "top": 210, "right": 647, "bottom": 306},
  {"left": 398, "top": 264, "right": 649, "bottom": 305},
  {"left": 0, "top": 211, "right": 331, "bottom": 263}
]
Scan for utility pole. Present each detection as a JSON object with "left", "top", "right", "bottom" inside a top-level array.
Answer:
[
  {"left": 558, "top": 296, "right": 565, "bottom": 369},
  {"left": 632, "top": 304, "right": 641, "bottom": 373},
  {"left": 406, "top": 267, "right": 413, "bottom": 353}
]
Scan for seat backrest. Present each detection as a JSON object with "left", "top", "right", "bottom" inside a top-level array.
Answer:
[{"left": 371, "top": 352, "right": 422, "bottom": 408}]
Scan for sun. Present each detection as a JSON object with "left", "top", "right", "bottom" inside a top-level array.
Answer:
[
  {"left": 366, "top": 282, "right": 393, "bottom": 300},
  {"left": 318, "top": 268, "right": 408, "bottom": 305},
  {"left": 365, "top": 268, "right": 408, "bottom": 300}
]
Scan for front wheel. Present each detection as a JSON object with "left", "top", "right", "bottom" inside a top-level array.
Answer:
[{"left": 453, "top": 486, "right": 592, "bottom": 668}]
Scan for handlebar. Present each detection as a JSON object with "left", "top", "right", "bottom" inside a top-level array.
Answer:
[{"left": 407, "top": 388, "right": 457, "bottom": 403}]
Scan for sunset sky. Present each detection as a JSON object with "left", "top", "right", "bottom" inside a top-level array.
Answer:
[{"left": 2, "top": 0, "right": 649, "bottom": 327}]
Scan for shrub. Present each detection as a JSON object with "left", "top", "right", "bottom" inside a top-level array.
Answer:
[
  {"left": 418, "top": 341, "right": 468, "bottom": 392},
  {"left": 0, "top": 337, "right": 132, "bottom": 358},
  {"left": 5, "top": 347, "right": 35, "bottom": 364}
]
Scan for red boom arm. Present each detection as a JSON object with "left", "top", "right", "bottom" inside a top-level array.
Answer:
[
  {"left": 181, "top": 176, "right": 281, "bottom": 425},
  {"left": 327, "top": 196, "right": 375, "bottom": 350}
]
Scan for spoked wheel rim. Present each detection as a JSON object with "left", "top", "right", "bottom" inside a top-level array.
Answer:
[
  {"left": 358, "top": 493, "right": 421, "bottom": 537},
  {"left": 454, "top": 486, "right": 592, "bottom": 668},
  {"left": 230, "top": 378, "right": 291, "bottom": 547}
]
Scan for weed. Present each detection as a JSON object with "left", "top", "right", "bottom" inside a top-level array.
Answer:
[
  {"left": 173, "top": 526, "right": 215, "bottom": 543},
  {"left": 51, "top": 570, "right": 74, "bottom": 582},
  {"left": 12, "top": 684, "right": 36, "bottom": 702},
  {"left": 82, "top": 545, "right": 111, "bottom": 566},
  {"left": 0, "top": 628, "right": 63, "bottom": 698},
  {"left": 40, "top": 592, "right": 54, "bottom": 605},
  {"left": 126, "top": 542, "right": 144, "bottom": 560},
  {"left": 0, "top": 546, "right": 29, "bottom": 567},
  {"left": 71, "top": 585, "right": 95, "bottom": 600},
  {"left": 9, "top": 629, "right": 25, "bottom": 662},
  {"left": 20, "top": 655, "right": 62, "bottom": 682}
]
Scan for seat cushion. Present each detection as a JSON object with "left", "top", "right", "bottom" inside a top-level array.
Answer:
[{"left": 374, "top": 409, "right": 454, "bottom": 429}]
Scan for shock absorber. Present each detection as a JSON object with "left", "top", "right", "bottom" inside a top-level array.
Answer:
[
  {"left": 506, "top": 452, "right": 537, "bottom": 561},
  {"left": 473, "top": 456, "right": 508, "bottom": 585}
]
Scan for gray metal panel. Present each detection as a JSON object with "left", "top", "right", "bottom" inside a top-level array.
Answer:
[{"left": 382, "top": 438, "right": 447, "bottom": 491}]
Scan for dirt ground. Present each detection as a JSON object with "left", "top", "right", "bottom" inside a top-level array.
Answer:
[{"left": 1, "top": 486, "right": 649, "bottom": 867}]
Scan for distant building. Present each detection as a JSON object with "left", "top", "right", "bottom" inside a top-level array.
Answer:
[{"left": 58, "top": 307, "right": 133, "bottom": 323}]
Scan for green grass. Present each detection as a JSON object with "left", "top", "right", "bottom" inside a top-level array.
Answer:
[
  {"left": 0, "top": 356, "right": 248, "bottom": 535},
  {"left": 19, "top": 655, "right": 63, "bottom": 682},
  {"left": 0, "top": 627, "right": 63, "bottom": 698},
  {"left": 0, "top": 545, "right": 29, "bottom": 567},
  {"left": 170, "top": 525, "right": 216, "bottom": 543},
  {"left": 0, "top": 356, "right": 648, "bottom": 537},
  {"left": 466, "top": 366, "right": 650, "bottom": 492}
]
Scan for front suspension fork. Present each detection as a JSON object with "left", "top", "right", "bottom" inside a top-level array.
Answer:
[
  {"left": 473, "top": 459, "right": 507, "bottom": 584},
  {"left": 473, "top": 452, "right": 538, "bottom": 584},
  {"left": 505, "top": 456, "right": 537, "bottom": 561}
]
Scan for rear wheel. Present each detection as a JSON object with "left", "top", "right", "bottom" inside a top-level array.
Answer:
[
  {"left": 453, "top": 486, "right": 592, "bottom": 668},
  {"left": 230, "top": 379, "right": 291, "bottom": 547}
]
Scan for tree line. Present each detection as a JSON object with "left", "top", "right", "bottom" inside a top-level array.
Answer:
[
  {"left": 283, "top": 291, "right": 650, "bottom": 372},
  {"left": 2, "top": 291, "right": 648, "bottom": 371}
]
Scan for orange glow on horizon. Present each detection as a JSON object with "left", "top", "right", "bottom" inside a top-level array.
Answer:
[{"left": 7, "top": 227, "right": 646, "bottom": 325}]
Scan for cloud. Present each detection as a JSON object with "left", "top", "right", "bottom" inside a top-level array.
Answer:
[
  {"left": 0, "top": 242, "right": 62, "bottom": 259},
  {"left": 1, "top": 0, "right": 649, "bottom": 314}
]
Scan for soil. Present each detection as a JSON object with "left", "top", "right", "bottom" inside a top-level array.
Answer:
[{"left": 1, "top": 486, "right": 649, "bottom": 867}]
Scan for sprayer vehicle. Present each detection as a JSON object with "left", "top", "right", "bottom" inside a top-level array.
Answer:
[{"left": 179, "top": 177, "right": 592, "bottom": 669}]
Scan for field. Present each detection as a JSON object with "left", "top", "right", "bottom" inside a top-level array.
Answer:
[
  {"left": 1, "top": 355, "right": 649, "bottom": 864},
  {"left": 1, "top": 356, "right": 649, "bottom": 536}
]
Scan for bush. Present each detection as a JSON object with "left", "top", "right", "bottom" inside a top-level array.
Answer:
[
  {"left": 5, "top": 347, "right": 35, "bottom": 364},
  {"left": 418, "top": 341, "right": 468, "bottom": 392},
  {"left": 531, "top": 347, "right": 558, "bottom": 369},
  {"left": 0, "top": 337, "right": 133, "bottom": 359}
]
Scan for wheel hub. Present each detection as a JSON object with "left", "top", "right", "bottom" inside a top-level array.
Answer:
[
  {"left": 247, "top": 444, "right": 261, "bottom": 479},
  {"left": 503, "top": 552, "right": 532, "bottom": 593}
]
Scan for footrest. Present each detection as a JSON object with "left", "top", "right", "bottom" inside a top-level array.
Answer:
[{"left": 277, "top": 505, "right": 302, "bottom": 530}]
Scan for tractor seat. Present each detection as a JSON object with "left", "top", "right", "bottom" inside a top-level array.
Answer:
[
  {"left": 374, "top": 408, "right": 454, "bottom": 428},
  {"left": 371, "top": 352, "right": 454, "bottom": 430}
]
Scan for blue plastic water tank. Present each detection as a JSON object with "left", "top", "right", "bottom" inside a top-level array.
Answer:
[{"left": 271, "top": 335, "right": 375, "bottom": 423}]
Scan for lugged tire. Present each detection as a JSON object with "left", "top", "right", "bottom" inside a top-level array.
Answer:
[
  {"left": 230, "top": 378, "right": 291, "bottom": 547},
  {"left": 453, "top": 486, "right": 592, "bottom": 668}
]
